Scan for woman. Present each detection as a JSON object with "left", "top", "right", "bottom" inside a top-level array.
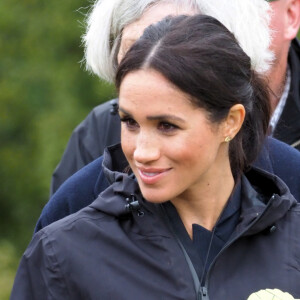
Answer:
[
  {"left": 39, "top": 0, "right": 300, "bottom": 234},
  {"left": 11, "top": 15, "right": 300, "bottom": 299},
  {"left": 50, "top": 0, "right": 274, "bottom": 195}
]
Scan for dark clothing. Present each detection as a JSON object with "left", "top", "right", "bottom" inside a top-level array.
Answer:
[
  {"left": 50, "top": 99, "right": 120, "bottom": 195},
  {"left": 11, "top": 145, "right": 300, "bottom": 300},
  {"left": 35, "top": 136, "right": 300, "bottom": 233},
  {"left": 35, "top": 155, "right": 110, "bottom": 232},
  {"left": 50, "top": 39, "right": 300, "bottom": 195},
  {"left": 164, "top": 182, "right": 241, "bottom": 283},
  {"left": 273, "top": 39, "right": 300, "bottom": 149}
]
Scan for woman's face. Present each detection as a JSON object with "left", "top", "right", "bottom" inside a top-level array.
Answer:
[
  {"left": 117, "top": 3, "right": 196, "bottom": 63},
  {"left": 119, "top": 69, "right": 229, "bottom": 204}
]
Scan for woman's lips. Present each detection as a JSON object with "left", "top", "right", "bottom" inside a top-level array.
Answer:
[{"left": 137, "top": 168, "right": 171, "bottom": 184}]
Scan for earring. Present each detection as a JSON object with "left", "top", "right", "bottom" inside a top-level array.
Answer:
[{"left": 225, "top": 136, "right": 232, "bottom": 143}]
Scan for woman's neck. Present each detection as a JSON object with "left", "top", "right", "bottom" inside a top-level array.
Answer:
[{"left": 170, "top": 160, "right": 235, "bottom": 238}]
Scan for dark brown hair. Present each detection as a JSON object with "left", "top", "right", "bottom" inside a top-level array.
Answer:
[{"left": 115, "top": 15, "right": 270, "bottom": 179}]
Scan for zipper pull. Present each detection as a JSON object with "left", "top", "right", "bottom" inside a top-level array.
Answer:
[{"left": 198, "top": 287, "right": 209, "bottom": 300}]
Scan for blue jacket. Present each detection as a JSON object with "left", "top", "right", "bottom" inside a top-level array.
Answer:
[
  {"left": 12, "top": 144, "right": 300, "bottom": 299},
  {"left": 35, "top": 136, "right": 300, "bottom": 233}
]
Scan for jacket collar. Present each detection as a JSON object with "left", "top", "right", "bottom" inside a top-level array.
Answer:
[
  {"left": 91, "top": 144, "right": 151, "bottom": 217},
  {"left": 273, "top": 38, "right": 300, "bottom": 147},
  {"left": 91, "top": 144, "right": 297, "bottom": 235},
  {"left": 289, "top": 39, "right": 300, "bottom": 112},
  {"left": 235, "top": 166, "right": 296, "bottom": 236}
]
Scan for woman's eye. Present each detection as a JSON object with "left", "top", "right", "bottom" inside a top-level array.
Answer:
[
  {"left": 120, "top": 117, "right": 139, "bottom": 130},
  {"left": 158, "top": 122, "right": 178, "bottom": 133}
]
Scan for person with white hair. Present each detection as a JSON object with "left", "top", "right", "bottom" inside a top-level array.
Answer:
[
  {"left": 48, "top": 0, "right": 300, "bottom": 196},
  {"left": 11, "top": 14, "right": 300, "bottom": 299}
]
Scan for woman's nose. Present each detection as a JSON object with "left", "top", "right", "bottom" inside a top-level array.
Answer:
[{"left": 133, "top": 133, "right": 160, "bottom": 164}]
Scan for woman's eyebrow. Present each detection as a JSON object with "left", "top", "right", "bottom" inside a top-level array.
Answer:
[
  {"left": 119, "top": 107, "right": 185, "bottom": 123},
  {"left": 146, "top": 114, "right": 185, "bottom": 123},
  {"left": 118, "top": 107, "right": 131, "bottom": 116}
]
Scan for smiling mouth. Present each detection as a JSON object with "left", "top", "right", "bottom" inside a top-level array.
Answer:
[
  {"left": 137, "top": 168, "right": 171, "bottom": 184},
  {"left": 141, "top": 171, "right": 160, "bottom": 177}
]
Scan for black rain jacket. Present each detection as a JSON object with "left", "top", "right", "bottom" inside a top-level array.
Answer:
[{"left": 11, "top": 145, "right": 300, "bottom": 300}]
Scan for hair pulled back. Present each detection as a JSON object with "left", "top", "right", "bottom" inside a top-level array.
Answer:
[{"left": 116, "top": 15, "right": 270, "bottom": 179}]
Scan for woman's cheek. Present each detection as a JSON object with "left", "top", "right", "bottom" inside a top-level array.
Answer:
[{"left": 121, "top": 129, "right": 136, "bottom": 161}]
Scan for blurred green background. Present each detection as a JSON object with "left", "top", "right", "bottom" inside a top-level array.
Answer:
[
  {"left": 0, "top": 0, "right": 115, "bottom": 298},
  {"left": 1, "top": 0, "right": 300, "bottom": 299}
]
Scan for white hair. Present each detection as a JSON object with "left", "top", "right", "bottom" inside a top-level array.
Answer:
[
  {"left": 83, "top": 0, "right": 273, "bottom": 83},
  {"left": 198, "top": 0, "right": 274, "bottom": 74}
]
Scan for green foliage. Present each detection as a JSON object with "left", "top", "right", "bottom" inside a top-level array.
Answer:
[
  {"left": 0, "top": 241, "right": 18, "bottom": 300},
  {"left": 0, "top": 0, "right": 115, "bottom": 253}
]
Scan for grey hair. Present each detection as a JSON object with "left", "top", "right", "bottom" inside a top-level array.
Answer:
[{"left": 83, "top": 0, "right": 273, "bottom": 83}]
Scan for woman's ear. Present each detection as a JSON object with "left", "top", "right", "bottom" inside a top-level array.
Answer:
[{"left": 222, "top": 104, "right": 245, "bottom": 141}]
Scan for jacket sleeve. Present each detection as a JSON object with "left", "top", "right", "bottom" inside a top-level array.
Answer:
[
  {"left": 50, "top": 99, "right": 121, "bottom": 196},
  {"left": 10, "top": 232, "right": 68, "bottom": 300},
  {"left": 34, "top": 156, "right": 109, "bottom": 233},
  {"left": 253, "top": 137, "right": 300, "bottom": 202},
  {"left": 267, "top": 137, "right": 300, "bottom": 202}
]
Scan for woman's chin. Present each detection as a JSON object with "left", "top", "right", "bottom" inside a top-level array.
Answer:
[{"left": 141, "top": 189, "right": 170, "bottom": 204}]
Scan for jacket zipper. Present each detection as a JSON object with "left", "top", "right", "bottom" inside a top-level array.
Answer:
[
  {"left": 198, "top": 220, "right": 258, "bottom": 298},
  {"left": 158, "top": 195, "right": 275, "bottom": 299},
  {"left": 201, "top": 195, "right": 276, "bottom": 296},
  {"left": 199, "top": 287, "right": 209, "bottom": 300}
]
